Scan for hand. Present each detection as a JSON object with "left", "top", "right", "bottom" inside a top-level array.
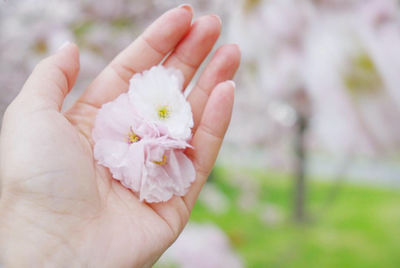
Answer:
[{"left": 0, "top": 6, "right": 240, "bottom": 267}]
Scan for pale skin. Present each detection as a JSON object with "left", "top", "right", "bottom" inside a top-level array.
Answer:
[{"left": 0, "top": 5, "right": 241, "bottom": 268}]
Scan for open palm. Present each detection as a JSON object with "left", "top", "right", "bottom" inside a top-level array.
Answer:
[{"left": 0, "top": 6, "right": 240, "bottom": 267}]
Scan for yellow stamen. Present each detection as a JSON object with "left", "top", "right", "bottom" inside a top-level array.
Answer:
[
  {"left": 153, "top": 155, "right": 167, "bottom": 165},
  {"left": 157, "top": 105, "right": 170, "bottom": 120},
  {"left": 128, "top": 128, "right": 140, "bottom": 144}
]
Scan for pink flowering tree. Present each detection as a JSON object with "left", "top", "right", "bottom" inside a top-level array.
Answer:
[{"left": 226, "top": 0, "right": 400, "bottom": 222}]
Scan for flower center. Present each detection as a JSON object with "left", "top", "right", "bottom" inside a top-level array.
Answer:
[
  {"left": 153, "top": 154, "right": 167, "bottom": 165},
  {"left": 157, "top": 105, "right": 170, "bottom": 120},
  {"left": 127, "top": 127, "right": 140, "bottom": 144}
]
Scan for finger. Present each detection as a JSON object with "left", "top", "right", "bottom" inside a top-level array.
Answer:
[
  {"left": 163, "top": 14, "right": 221, "bottom": 88},
  {"left": 183, "top": 80, "right": 235, "bottom": 211},
  {"left": 188, "top": 44, "right": 241, "bottom": 132},
  {"left": 12, "top": 42, "right": 80, "bottom": 112},
  {"left": 76, "top": 5, "right": 193, "bottom": 109}
]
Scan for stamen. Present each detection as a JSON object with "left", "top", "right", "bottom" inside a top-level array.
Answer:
[
  {"left": 153, "top": 154, "right": 167, "bottom": 165},
  {"left": 157, "top": 105, "right": 170, "bottom": 120},
  {"left": 127, "top": 127, "right": 140, "bottom": 144}
]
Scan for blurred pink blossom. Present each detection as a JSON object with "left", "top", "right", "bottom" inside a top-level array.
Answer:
[{"left": 158, "top": 223, "right": 243, "bottom": 268}]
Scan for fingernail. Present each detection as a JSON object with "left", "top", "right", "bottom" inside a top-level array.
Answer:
[
  {"left": 210, "top": 14, "right": 222, "bottom": 26},
  {"left": 57, "top": 41, "right": 71, "bottom": 51},
  {"left": 230, "top": 43, "right": 241, "bottom": 53},
  {"left": 226, "top": 80, "right": 236, "bottom": 89},
  {"left": 234, "top": 43, "right": 241, "bottom": 51},
  {"left": 178, "top": 4, "right": 193, "bottom": 14}
]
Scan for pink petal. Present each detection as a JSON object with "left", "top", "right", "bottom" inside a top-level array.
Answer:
[
  {"left": 93, "top": 93, "right": 159, "bottom": 143},
  {"left": 94, "top": 140, "right": 130, "bottom": 169},
  {"left": 139, "top": 149, "right": 195, "bottom": 203}
]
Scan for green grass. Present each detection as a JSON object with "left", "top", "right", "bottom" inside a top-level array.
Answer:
[{"left": 190, "top": 166, "right": 400, "bottom": 268}]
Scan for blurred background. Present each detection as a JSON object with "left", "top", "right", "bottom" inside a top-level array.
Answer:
[{"left": 1, "top": 0, "right": 400, "bottom": 267}]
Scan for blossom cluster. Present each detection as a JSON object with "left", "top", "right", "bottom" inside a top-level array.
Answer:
[{"left": 92, "top": 66, "right": 195, "bottom": 202}]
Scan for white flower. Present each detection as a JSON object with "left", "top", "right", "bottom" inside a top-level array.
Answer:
[{"left": 128, "top": 66, "right": 193, "bottom": 140}]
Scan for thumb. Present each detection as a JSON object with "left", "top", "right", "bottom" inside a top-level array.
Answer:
[{"left": 14, "top": 42, "right": 80, "bottom": 112}]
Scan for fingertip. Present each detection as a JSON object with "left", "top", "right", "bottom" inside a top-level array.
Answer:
[
  {"left": 217, "top": 43, "right": 241, "bottom": 57},
  {"left": 54, "top": 42, "right": 80, "bottom": 87},
  {"left": 57, "top": 41, "right": 79, "bottom": 56},
  {"left": 57, "top": 41, "right": 72, "bottom": 51},
  {"left": 210, "top": 14, "right": 222, "bottom": 27},
  {"left": 226, "top": 80, "right": 236, "bottom": 90},
  {"left": 178, "top": 4, "right": 194, "bottom": 16},
  {"left": 230, "top": 43, "right": 242, "bottom": 56},
  {"left": 212, "top": 80, "right": 235, "bottom": 108},
  {"left": 56, "top": 42, "right": 80, "bottom": 66},
  {"left": 170, "top": 3, "right": 194, "bottom": 23},
  {"left": 218, "top": 44, "right": 241, "bottom": 67},
  {"left": 195, "top": 14, "right": 222, "bottom": 37},
  {"left": 143, "top": 6, "right": 193, "bottom": 54}
]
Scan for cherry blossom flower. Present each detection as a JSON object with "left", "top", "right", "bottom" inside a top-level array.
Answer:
[
  {"left": 140, "top": 137, "right": 195, "bottom": 202},
  {"left": 129, "top": 66, "right": 194, "bottom": 140}
]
